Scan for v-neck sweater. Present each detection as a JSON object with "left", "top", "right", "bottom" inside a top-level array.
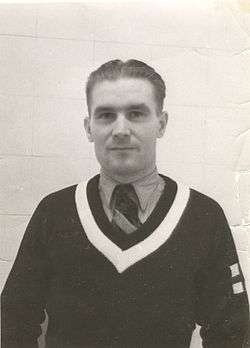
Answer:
[{"left": 1, "top": 174, "right": 249, "bottom": 348}]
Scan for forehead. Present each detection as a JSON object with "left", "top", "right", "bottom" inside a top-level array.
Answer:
[{"left": 90, "top": 78, "right": 157, "bottom": 112}]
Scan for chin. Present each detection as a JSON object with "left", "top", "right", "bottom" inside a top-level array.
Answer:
[{"left": 108, "top": 162, "right": 141, "bottom": 177}]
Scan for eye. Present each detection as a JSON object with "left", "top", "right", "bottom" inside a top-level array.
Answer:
[
  {"left": 128, "top": 110, "right": 145, "bottom": 120},
  {"left": 98, "top": 112, "right": 116, "bottom": 121}
]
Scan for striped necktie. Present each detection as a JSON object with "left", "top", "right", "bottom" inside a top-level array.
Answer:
[{"left": 111, "top": 184, "right": 142, "bottom": 234}]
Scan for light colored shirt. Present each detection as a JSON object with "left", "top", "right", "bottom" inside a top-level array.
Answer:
[{"left": 99, "top": 168, "right": 165, "bottom": 223}]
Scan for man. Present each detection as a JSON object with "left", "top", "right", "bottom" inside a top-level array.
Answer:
[{"left": 1, "top": 59, "right": 249, "bottom": 348}]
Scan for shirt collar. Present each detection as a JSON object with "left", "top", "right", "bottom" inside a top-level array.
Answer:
[{"left": 99, "top": 168, "right": 162, "bottom": 211}]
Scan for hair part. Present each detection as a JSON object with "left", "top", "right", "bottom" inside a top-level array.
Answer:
[{"left": 86, "top": 59, "right": 166, "bottom": 115}]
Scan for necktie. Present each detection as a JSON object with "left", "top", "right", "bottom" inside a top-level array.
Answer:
[{"left": 111, "top": 184, "right": 142, "bottom": 234}]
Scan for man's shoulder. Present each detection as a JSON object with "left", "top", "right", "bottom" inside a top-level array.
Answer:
[
  {"left": 186, "top": 186, "right": 227, "bottom": 225},
  {"left": 41, "top": 184, "right": 77, "bottom": 205},
  {"left": 30, "top": 185, "right": 78, "bottom": 220},
  {"left": 36, "top": 175, "right": 99, "bottom": 211},
  {"left": 162, "top": 177, "right": 230, "bottom": 236},
  {"left": 161, "top": 174, "right": 224, "bottom": 216},
  {"left": 190, "top": 187, "right": 222, "bottom": 212},
  {"left": 189, "top": 187, "right": 222, "bottom": 209}
]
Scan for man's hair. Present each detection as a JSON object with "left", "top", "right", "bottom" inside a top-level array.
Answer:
[{"left": 86, "top": 59, "right": 166, "bottom": 114}]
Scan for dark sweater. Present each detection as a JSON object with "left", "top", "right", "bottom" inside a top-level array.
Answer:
[{"left": 1, "top": 175, "right": 249, "bottom": 348}]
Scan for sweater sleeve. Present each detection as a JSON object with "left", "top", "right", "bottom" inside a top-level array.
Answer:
[
  {"left": 195, "top": 203, "right": 249, "bottom": 348},
  {"left": 1, "top": 197, "right": 52, "bottom": 348}
]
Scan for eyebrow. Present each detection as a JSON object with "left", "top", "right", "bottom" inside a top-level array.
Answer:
[
  {"left": 93, "top": 103, "right": 151, "bottom": 115},
  {"left": 93, "top": 106, "right": 115, "bottom": 115},
  {"left": 127, "top": 104, "right": 151, "bottom": 112}
]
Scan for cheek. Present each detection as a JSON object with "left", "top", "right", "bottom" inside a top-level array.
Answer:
[
  {"left": 140, "top": 130, "right": 158, "bottom": 148},
  {"left": 91, "top": 130, "right": 106, "bottom": 146}
]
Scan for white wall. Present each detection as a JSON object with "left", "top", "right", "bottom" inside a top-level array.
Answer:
[{"left": 1, "top": 1, "right": 250, "bottom": 347}]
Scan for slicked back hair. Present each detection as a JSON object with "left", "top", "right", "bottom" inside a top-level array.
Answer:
[{"left": 86, "top": 59, "right": 166, "bottom": 115}]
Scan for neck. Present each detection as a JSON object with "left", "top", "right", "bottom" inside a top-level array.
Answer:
[{"left": 101, "top": 166, "right": 158, "bottom": 184}]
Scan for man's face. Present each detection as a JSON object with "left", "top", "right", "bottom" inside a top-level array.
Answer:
[{"left": 84, "top": 78, "right": 167, "bottom": 181}]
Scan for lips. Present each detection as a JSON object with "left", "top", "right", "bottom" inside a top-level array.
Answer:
[{"left": 109, "top": 147, "right": 136, "bottom": 150}]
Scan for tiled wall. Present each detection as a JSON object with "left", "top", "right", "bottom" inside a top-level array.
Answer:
[{"left": 1, "top": 2, "right": 250, "bottom": 347}]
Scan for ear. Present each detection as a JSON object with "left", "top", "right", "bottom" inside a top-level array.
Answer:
[
  {"left": 157, "top": 111, "right": 168, "bottom": 138},
  {"left": 84, "top": 117, "right": 93, "bottom": 143}
]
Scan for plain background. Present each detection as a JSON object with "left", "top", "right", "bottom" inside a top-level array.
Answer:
[{"left": 1, "top": 1, "right": 250, "bottom": 347}]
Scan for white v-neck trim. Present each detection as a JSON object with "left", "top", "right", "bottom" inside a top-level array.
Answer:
[{"left": 75, "top": 179, "right": 190, "bottom": 274}]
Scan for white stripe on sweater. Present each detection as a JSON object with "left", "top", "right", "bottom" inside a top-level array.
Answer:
[{"left": 75, "top": 180, "right": 190, "bottom": 273}]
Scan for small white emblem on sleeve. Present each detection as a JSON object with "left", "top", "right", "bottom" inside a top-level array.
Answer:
[
  {"left": 230, "top": 263, "right": 240, "bottom": 277},
  {"left": 233, "top": 282, "right": 244, "bottom": 294}
]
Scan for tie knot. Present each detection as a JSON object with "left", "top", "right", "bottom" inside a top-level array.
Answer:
[{"left": 112, "top": 184, "right": 140, "bottom": 208}]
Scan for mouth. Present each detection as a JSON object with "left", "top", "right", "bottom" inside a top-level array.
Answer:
[{"left": 109, "top": 147, "right": 137, "bottom": 151}]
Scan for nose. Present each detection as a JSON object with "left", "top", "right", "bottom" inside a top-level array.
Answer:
[{"left": 112, "top": 114, "right": 131, "bottom": 139}]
